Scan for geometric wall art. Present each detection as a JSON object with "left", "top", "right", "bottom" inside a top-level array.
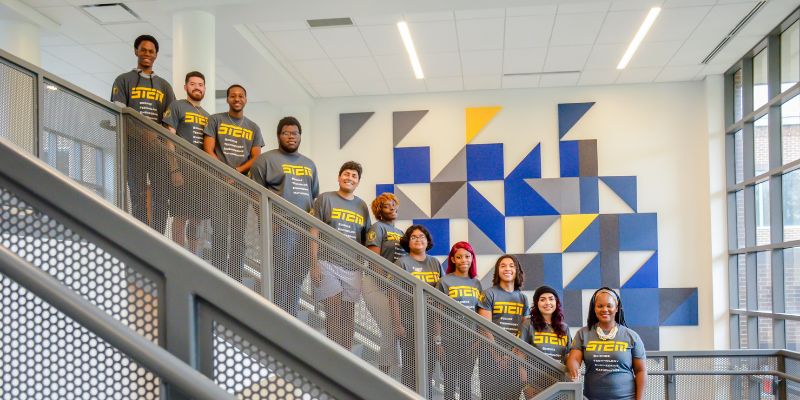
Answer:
[{"left": 363, "top": 101, "right": 699, "bottom": 350}]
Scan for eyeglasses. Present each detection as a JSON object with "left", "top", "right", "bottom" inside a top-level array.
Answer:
[
  {"left": 410, "top": 235, "right": 427, "bottom": 241},
  {"left": 280, "top": 131, "right": 299, "bottom": 138}
]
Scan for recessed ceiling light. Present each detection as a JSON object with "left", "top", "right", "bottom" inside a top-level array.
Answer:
[
  {"left": 617, "top": 7, "right": 661, "bottom": 70},
  {"left": 306, "top": 17, "right": 353, "bottom": 28},
  {"left": 80, "top": 3, "right": 140, "bottom": 25},
  {"left": 397, "top": 21, "right": 424, "bottom": 80}
]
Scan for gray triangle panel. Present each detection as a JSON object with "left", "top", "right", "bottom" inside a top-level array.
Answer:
[
  {"left": 432, "top": 182, "right": 468, "bottom": 218},
  {"left": 525, "top": 178, "right": 580, "bottom": 215},
  {"left": 433, "top": 147, "right": 467, "bottom": 182},
  {"left": 431, "top": 181, "right": 466, "bottom": 216},
  {"left": 393, "top": 110, "right": 429, "bottom": 147},
  {"left": 339, "top": 112, "right": 374, "bottom": 148},
  {"left": 468, "top": 221, "right": 502, "bottom": 254},
  {"left": 395, "top": 187, "right": 429, "bottom": 220},
  {"left": 523, "top": 216, "right": 560, "bottom": 250}
]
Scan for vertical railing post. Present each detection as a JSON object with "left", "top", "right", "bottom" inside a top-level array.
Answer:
[
  {"left": 778, "top": 354, "right": 787, "bottom": 400},
  {"left": 666, "top": 355, "right": 676, "bottom": 400},
  {"left": 34, "top": 72, "right": 43, "bottom": 158},
  {"left": 413, "top": 283, "right": 428, "bottom": 397},
  {"left": 117, "top": 113, "right": 127, "bottom": 209},
  {"left": 261, "top": 195, "right": 274, "bottom": 302}
]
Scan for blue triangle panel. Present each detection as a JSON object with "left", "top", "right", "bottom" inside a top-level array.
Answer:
[
  {"left": 504, "top": 179, "right": 559, "bottom": 217},
  {"left": 601, "top": 176, "right": 638, "bottom": 211},
  {"left": 566, "top": 254, "right": 601, "bottom": 289},
  {"left": 580, "top": 177, "right": 599, "bottom": 214},
  {"left": 662, "top": 289, "right": 699, "bottom": 326},
  {"left": 506, "top": 144, "right": 542, "bottom": 181},
  {"left": 412, "top": 218, "right": 450, "bottom": 256},
  {"left": 623, "top": 251, "right": 659, "bottom": 288},
  {"left": 620, "top": 288, "right": 660, "bottom": 327},
  {"left": 376, "top": 184, "right": 394, "bottom": 196},
  {"left": 467, "top": 184, "right": 505, "bottom": 251},
  {"left": 559, "top": 140, "right": 580, "bottom": 178},
  {"left": 565, "top": 218, "right": 601, "bottom": 253},
  {"left": 558, "top": 102, "right": 595, "bottom": 139}
]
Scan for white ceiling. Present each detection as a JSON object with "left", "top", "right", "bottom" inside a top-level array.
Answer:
[{"left": 8, "top": 0, "right": 800, "bottom": 102}]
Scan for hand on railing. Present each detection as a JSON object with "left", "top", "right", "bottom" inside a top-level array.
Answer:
[{"left": 170, "top": 170, "right": 184, "bottom": 187}]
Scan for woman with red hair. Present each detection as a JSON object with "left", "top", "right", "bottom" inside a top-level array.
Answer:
[{"left": 435, "top": 241, "right": 483, "bottom": 400}]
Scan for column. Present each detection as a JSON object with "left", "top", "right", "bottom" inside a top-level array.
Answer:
[{"left": 172, "top": 10, "right": 215, "bottom": 113}]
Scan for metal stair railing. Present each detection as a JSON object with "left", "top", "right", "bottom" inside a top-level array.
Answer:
[{"left": 0, "top": 46, "right": 581, "bottom": 399}]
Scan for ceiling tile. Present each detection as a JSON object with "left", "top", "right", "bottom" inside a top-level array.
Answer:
[
  {"left": 40, "top": 50, "right": 82, "bottom": 75},
  {"left": 668, "top": 40, "right": 712, "bottom": 66},
  {"left": 505, "top": 15, "right": 555, "bottom": 48},
  {"left": 408, "top": 20, "right": 459, "bottom": 54},
  {"left": 626, "top": 41, "right": 683, "bottom": 68},
  {"left": 404, "top": 11, "right": 454, "bottom": 22},
  {"left": 539, "top": 72, "right": 580, "bottom": 87},
  {"left": 386, "top": 78, "right": 427, "bottom": 94},
  {"left": 353, "top": 14, "right": 404, "bottom": 26},
  {"left": 596, "top": 10, "right": 648, "bottom": 45},
  {"left": 506, "top": 5, "right": 557, "bottom": 17},
  {"left": 420, "top": 52, "right": 462, "bottom": 78},
  {"left": 543, "top": 45, "right": 592, "bottom": 71},
  {"left": 736, "top": 0, "right": 800, "bottom": 38},
  {"left": 550, "top": 13, "right": 606, "bottom": 46},
  {"left": 264, "top": 30, "right": 328, "bottom": 61},
  {"left": 557, "top": 1, "right": 611, "bottom": 14},
  {"left": 578, "top": 69, "right": 620, "bottom": 85},
  {"left": 37, "top": 6, "right": 120, "bottom": 45},
  {"left": 293, "top": 59, "right": 344, "bottom": 84},
  {"left": 662, "top": 0, "right": 715, "bottom": 7},
  {"left": 44, "top": 45, "right": 120, "bottom": 73},
  {"left": 610, "top": 0, "right": 654, "bottom": 11},
  {"left": 457, "top": 18, "right": 505, "bottom": 51},
  {"left": 616, "top": 67, "right": 662, "bottom": 83},
  {"left": 255, "top": 20, "right": 308, "bottom": 31},
  {"left": 502, "top": 74, "right": 540, "bottom": 89},
  {"left": 312, "top": 27, "right": 371, "bottom": 58},
  {"left": 461, "top": 50, "right": 503, "bottom": 76},
  {"left": 708, "top": 34, "right": 764, "bottom": 66},
  {"left": 333, "top": 57, "right": 385, "bottom": 82},
  {"left": 647, "top": 6, "right": 711, "bottom": 43},
  {"left": 40, "top": 33, "right": 76, "bottom": 47},
  {"left": 312, "top": 82, "right": 353, "bottom": 97},
  {"left": 456, "top": 8, "right": 505, "bottom": 20},
  {"left": 20, "top": 0, "right": 67, "bottom": 5},
  {"left": 464, "top": 75, "right": 501, "bottom": 90},
  {"left": 348, "top": 80, "right": 391, "bottom": 96},
  {"left": 503, "top": 47, "right": 547, "bottom": 74},
  {"left": 584, "top": 43, "right": 626, "bottom": 70},
  {"left": 655, "top": 65, "right": 705, "bottom": 82},
  {"left": 375, "top": 54, "right": 416, "bottom": 79},
  {"left": 104, "top": 22, "right": 170, "bottom": 46},
  {"left": 425, "top": 76, "right": 463, "bottom": 92},
  {"left": 359, "top": 25, "right": 406, "bottom": 56},
  {"left": 688, "top": 3, "right": 758, "bottom": 44},
  {"left": 86, "top": 43, "right": 137, "bottom": 70}
]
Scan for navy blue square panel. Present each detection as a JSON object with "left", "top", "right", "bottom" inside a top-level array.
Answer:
[
  {"left": 620, "top": 288, "right": 660, "bottom": 327},
  {"left": 394, "top": 147, "right": 431, "bottom": 184},
  {"left": 412, "top": 218, "right": 450, "bottom": 256},
  {"left": 375, "top": 184, "right": 394, "bottom": 196},
  {"left": 619, "top": 213, "right": 658, "bottom": 251},
  {"left": 466, "top": 143, "right": 504, "bottom": 181}
]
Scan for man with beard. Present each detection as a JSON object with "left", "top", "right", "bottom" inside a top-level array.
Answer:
[
  {"left": 250, "top": 116, "right": 319, "bottom": 316},
  {"left": 163, "top": 71, "right": 211, "bottom": 254},
  {"left": 111, "top": 34, "right": 175, "bottom": 234},
  {"left": 204, "top": 84, "right": 264, "bottom": 282}
]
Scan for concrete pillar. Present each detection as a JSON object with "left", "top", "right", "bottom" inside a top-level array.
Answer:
[{"left": 172, "top": 10, "right": 215, "bottom": 113}]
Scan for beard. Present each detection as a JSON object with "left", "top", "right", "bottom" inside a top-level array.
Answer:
[{"left": 188, "top": 90, "right": 204, "bottom": 102}]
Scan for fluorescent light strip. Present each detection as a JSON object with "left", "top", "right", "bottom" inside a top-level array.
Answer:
[
  {"left": 617, "top": 7, "right": 661, "bottom": 70},
  {"left": 397, "top": 21, "right": 424, "bottom": 79}
]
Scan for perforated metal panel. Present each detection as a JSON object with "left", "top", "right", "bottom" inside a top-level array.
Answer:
[
  {"left": 41, "top": 80, "right": 118, "bottom": 204},
  {"left": 0, "top": 61, "right": 35, "bottom": 154},
  {"left": 786, "top": 357, "right": 800, "bottom": 400},
  {"left": 673, "top": 356, "right": 778, "bottom": 400},
  {"left": 212, "top": 320, "right": 335, "bottom": 399},
  {"left": 645, "top": 356, "right": 667, "bottom": 400},
  {"left": 123, "top": 114, "right": 262, "bottom": 285}
]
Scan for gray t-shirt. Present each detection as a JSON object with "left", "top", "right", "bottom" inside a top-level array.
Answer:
[
  {"left": 365, "top": 221, "right": 406, "bottom": 263},
  {"left": 311, "top": 192, "right": 371, "bottom": 268},
  {"left": 163, "top": 99, "right": 210, "bottom": 149},
  {"left": 250, "top": 149, "right": 318, "bottom": 212},
  {"left": 436, "top": 274, "right": 483, "bottom": 310},
  {"left": 477, "top": 286, "right": 528, "bottom": 336},
  {"left": 204, "top": 113, "right": 264, "bottom": 169},
  {"left": 111, "top": 70, "right": 175, "bottom": 124},
  {"left": 519, "top": 319, "right": 571, "bottom": 364},
  {"left": 395, "top": 255, "right": 443, "bottom": 287},
  {"left": 571, "top": 325, "right": 646, "bottom": 400}
]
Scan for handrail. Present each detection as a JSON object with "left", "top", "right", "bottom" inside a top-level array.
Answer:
[
  {"left": 0, "top": 246, "right": 235, "bottom": 400},
  {"left": 649, "top": 370, "right": 800, "bottom": 383},
  {"left": 0, "top": 137, "right": 420, "bottom": 399}
]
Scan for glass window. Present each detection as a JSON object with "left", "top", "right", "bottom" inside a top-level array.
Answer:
[
  {"left": 756, "top": 182, "right": 770, "bottom": 245},
  {"left": 737, "top": 190, "right": 746, "bottom": 248},
  {"left": 758, "top": 317, "right": 773, "bottom": 348},
  {"left": 781, "top": 21, "right": 799, "bottom": 92},
  {"left": 740, "top": 316, "right": 749, "bottom": 349},
  {"left": 784, "top": 169, "right": 800, "bottom": 241},
  {"left": 734, "top": 68, "right": 744, "bottom": 122},
  {"left": 783, "top": 95, "right": 800, "bottom": 165},
  {"left": 754, "top": 49, "right": 769, "bottom": 110},
  {"left": 738, "top": 254, "right": 747, "bottom": 309},
  {"left": 757, "top": 251, "right": 771, "bottom": 311},
  {"left": 735, "top": 130, "right": 744, "bottom": 183},
  {"left": 755, "top": 114, "right": 769, "bottom": 176},
  {"left": 788, "top": 320, "right": 800, "bottom": 351},
  {"left": 786, "top": 248, "right": 800, "bottom": 314}
]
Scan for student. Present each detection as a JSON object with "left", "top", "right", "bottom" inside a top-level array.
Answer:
[
  {"left": 363, "top": 192, "right": 406, "bottom": 373},
  {"left": 163, "top": 71, "right": 210, "bottom": 254},
  {"left": 203, "top": 84, "right": 264, "bottom": 280},
  {"left": 394, "top": 224, "right": 443, "bottom": 393},
  {"left": 436, "top": 241, "right": 482, "bottom": 400},
  {"left": 519, "top": 285, "right": 571, "bottom": 363},
  {"left": 477, "top": 254, "right": 528, "bottom": 400},
  {"left": 566, "top": 287, "right": 647, "bottom": 400},
  {"left": 309, "top": 161, "right": 370, "bottom": 350},
  {"left": 111, "top": 34, "right": 175, "bottom": 235},
  {"left": 250, "top": 116, "right": 318, "bottom": 316}
]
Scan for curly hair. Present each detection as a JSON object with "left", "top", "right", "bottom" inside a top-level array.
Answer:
[
  {"left": 371, "top": 192, "right": 399, "bottom": 221},
  {"left": 446, "top": 241, "right": 477, "bottom": 278},
  {"left": 491, "top": 254, "right": 524, "bottom": 290},
  {"left": 531, "top": 286, "right": 567, "bottom": 337},
  {"left": 399, "top": 224, "right": 433, "bottom": 252}
]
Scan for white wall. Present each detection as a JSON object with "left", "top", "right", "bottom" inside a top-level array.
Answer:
[{"left": 307, "top": 81, "right": 718, "bottom": 351}]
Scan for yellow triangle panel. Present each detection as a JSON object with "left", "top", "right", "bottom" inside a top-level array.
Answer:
[
  {"left": 466, "top": 106, "right": 502, "bottom": 143},
  {"left": 561, "top": 214, "right": 598, "bottom": 252}
]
